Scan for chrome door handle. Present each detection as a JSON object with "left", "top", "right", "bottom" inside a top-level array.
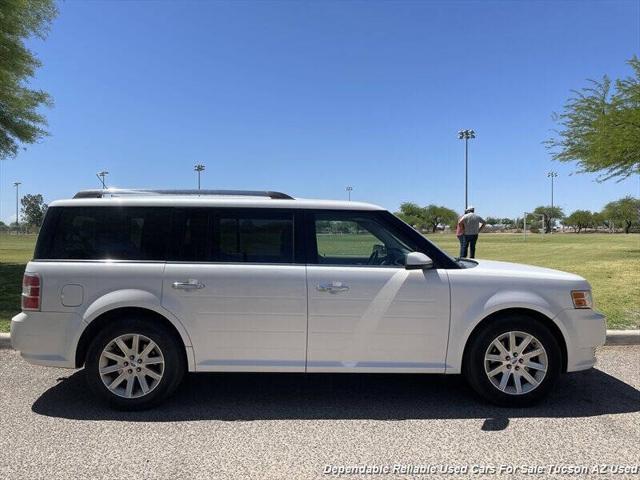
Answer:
[
  {"left": 317, "top": 282, "right": 350, "bottom": 294},
  {"left": 172, "top": 279, "right": 205, "bottom": 290}
]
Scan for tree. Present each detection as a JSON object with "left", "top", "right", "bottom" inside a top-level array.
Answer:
[
  {"left": 546, "top": 56, "right": 640, "bottom": 181},
  {"left": 395, "top": 202, "right": 428, "bottom": 230},
  {"left": 483, "top": 217, "right": 514, "bottom": 227},
  {"left": 0, "top": 0, "right": 57, "bottom": 160},
  {"left": 564, "top": 210, "right": 593, "bottom": 233},
  {"left": 500, "top": 218, "right": 516, "bottom": 228},
  {"left": 532, "top": 206, "right": 565, "bottom": 233},
  {"left": 591, "top": 211, "right": 606, "bottom": 231},
  {"left": 20, "top": 193, "right": 47, "bottom": 228},
  {"left": 423, "top": 205, "right": 459, "bottom": 233},
  {"left": 602, "top": 196, "right": 640, "bottom": 233}
]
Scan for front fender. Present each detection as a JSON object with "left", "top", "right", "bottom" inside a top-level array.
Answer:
[
  {"left": 446, "top": 289, "right": 569, "bottom": 374},
  {"left": 481, "top": 290, "right": 558, "bottom": 321}
]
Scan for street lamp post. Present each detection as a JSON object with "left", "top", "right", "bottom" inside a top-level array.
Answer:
[
  {"left": 457, "top": 129, "right": 476, "bottom": 209},
  {"left": 96, "top": 171, "right": 109, "bottom": 189},
  {"left": 346, "top": 186, "right": 353, "bottom": 201},
  {"left": 547, "top": 171, "right": 558, "bottom": 210},
  {"left": 547, "top": 171, "right": 558, "bottom": 233},
  {"left": 194, "top": 164, "right": 205, "bottom": 190},
  {"left": 13, "top": 182, "right": 21, "bottom": 233}
]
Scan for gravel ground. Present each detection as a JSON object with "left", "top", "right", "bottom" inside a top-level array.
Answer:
[{"left": 0, "top": 346, "right": 638, "bottom": 480}]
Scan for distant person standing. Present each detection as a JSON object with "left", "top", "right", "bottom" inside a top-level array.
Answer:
[
  {"left": 456, "top": 210, "right": 467, "bottom": 257},
  {"left": 458, "top": 206, "right": 485, "bottom": 258}
]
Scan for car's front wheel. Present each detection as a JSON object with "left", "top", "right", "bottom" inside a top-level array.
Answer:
[
  {"left": 85, "top": 318, "right": 185, "bottom": 410},
  {"left": 463, "top": 314, "right": 562, "bottom": 406}
]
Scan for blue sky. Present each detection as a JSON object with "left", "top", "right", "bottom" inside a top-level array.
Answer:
[{"left": 1, "top": 0, "right": 638, "bottom": 223}]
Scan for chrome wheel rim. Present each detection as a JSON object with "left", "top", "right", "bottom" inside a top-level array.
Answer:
[
  {"left": 99, "top": 333, "right": 165, "bottom": 399},
  {"left": 484, "top": 331, "right": 548, "bottom": 395}
]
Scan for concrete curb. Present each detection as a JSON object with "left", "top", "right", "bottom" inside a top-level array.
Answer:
[
  {"left": 0, "top": 332, "right": 11, "bottom": 350},
  {"left": 605, "top": 329, "right": 640, "bottom": 346},
  {"left": 1, "top": 329, "right": 639, "bottom": 351}
]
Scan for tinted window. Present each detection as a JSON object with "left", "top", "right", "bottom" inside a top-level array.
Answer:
[
  {"left": 36, "top": 207, "right": 170, "bottom": 260},
  {"left": 312, "top": 212, "right": 415, "bottom": 266},
  {"left": 165, "top": 208, "right": 296, "bottom": 263},
  {"left": 170, "top": 209, "right": 211, "bottom": 261},
  {"left": 214, "top": 212, "right": 294, "bottom": 263}
]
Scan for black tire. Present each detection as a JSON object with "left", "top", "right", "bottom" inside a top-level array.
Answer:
[
  {"left": 85, "top": 317, "right": 186, "bottom": 410},
  {"left": 463, "top": 314, "right": 562, "bottom": 407}
]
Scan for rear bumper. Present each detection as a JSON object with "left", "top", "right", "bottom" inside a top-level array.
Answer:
[
  {"left": 553, "top": 308, "right": 606, "bottom": 372},
  {"left": 11, "top": 311, "right": 83, "bottom": 369}
]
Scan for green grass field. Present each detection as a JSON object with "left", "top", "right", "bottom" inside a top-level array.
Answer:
[
  {"left": 1, "top": 232, "right": 638, "bottom": 332},
  {"left": 1, "top": 234, "right": 38, "bottom": 332}
]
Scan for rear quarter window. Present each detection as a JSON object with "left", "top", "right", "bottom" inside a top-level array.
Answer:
[{"left": 35, "top": 207, "right": 170, "bottom": 260}]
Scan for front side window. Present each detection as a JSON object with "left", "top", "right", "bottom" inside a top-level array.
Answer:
[{"left": 312, "top": 212, "right": 415, "bottom": 266}]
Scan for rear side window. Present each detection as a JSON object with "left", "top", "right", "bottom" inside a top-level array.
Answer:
[
  {"left": 169, "top": 208, "right": 211, "bottom": 261},
  {"left": 215, "top": 213, "right": 294, "bottom": 263},
  {"left": 167, "top": 208, "right": 297, "bottom": 263},
  {"left": 35, "top": 207, "right": 170, "bottom": 260}
]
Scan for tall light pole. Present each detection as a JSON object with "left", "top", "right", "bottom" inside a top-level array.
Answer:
[
  {"left": 13, "top": 182, "right": 21, "bottom": 233},
  {"left": 547, "top": 171, "right": 558, "bottom": 233},
  {"left": 96, "top": 171, "right": 109, "bottom": 189},
  {"left": 346, "top": 186, "right": 353, "bottom": 201},
  {"left": 547, "top": 171, "right": 558, "bottom": 209},
  {"left": 458, "top": 129, "right": 476, "bottom": 209},
  {"left": 194, "top": 164, "right": 205, "bottom": 190}
]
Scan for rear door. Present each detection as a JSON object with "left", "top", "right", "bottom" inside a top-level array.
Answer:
[
  {"left": 161, "top": 208, "right": 308, "bottom": 372},
  {"left": 305, "top": 211, "right": 451, "bottom": 373}
]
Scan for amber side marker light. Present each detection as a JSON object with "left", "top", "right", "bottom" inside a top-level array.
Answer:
[{"left": 571, "top": 290, "right": 593, "bottom": 309}]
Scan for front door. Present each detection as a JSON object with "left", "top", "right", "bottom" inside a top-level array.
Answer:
[
  {"left": 161, "top": 208, "right": 307, "bottom": 372},
  {"left": 305, "top": 211, "right": 451, "bottom": 373}
]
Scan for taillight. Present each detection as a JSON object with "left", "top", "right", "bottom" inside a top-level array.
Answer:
[{"left": 22, "top": 273, "right": 41, "bottom": 311}]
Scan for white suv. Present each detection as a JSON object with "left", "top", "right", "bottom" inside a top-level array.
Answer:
[{"left": 11, "top": 189, "right": 606, "bottom": 409}]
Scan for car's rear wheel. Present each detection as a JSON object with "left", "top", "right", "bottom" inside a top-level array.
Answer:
[
  {"left": 463, "top": 314, "right": 562, "bottom": 406},
  {"left": 85, "top": 318, "right": 185, "bottom": 410}
]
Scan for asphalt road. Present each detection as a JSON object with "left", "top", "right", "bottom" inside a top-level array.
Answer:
[{"left": 0, "top": 346, "right": 638, "bottom": 480}]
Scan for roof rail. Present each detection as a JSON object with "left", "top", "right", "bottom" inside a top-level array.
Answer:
[{"left": 73, "top": 189, "right": 294, "bottom": 200}]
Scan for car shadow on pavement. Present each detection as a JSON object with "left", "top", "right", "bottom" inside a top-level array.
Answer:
[{"left": 32, "top": 368, "right": 639, "bottom": 426}]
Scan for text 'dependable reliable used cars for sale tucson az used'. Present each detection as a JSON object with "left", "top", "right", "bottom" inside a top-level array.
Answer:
[{"left": 11, "top": 189, "right": 606, "bottom": 409}]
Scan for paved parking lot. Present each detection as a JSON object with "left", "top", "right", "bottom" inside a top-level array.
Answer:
[{"left": 0, "top": 345, "right": 638, "bottom": 479}]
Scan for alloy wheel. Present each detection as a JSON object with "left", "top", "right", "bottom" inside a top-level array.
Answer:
[
  {"left": 483, "top": 330, "right": 548, "bottom": 395},
  {"left": 98, "top": 333, "right": 165, "bottom": 399}
]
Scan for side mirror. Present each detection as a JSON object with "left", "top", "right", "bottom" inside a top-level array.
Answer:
[{"left": 405, "top": 252, "right": 434, "bottom": 270}]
